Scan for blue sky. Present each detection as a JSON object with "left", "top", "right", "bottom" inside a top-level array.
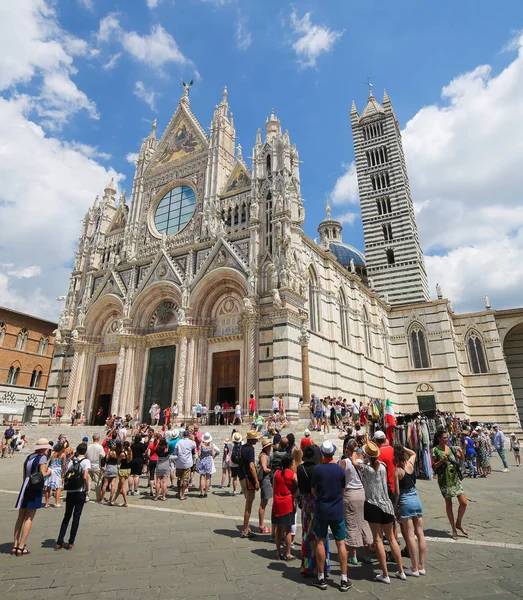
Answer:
[{"left": 1, "top": 0, "right": 523, "bottom": 319}]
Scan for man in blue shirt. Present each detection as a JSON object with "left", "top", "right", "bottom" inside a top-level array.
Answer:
[
  {"left": 493, "top": 424, "right": 509, "bottom": 472},
  {"left": 310, "top": 440, "right": 351, "bottom": 592}
]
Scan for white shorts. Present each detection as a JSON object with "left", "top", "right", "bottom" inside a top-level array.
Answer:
[{"left": 169, "top": 456, "right": 176, "bottom": 472}]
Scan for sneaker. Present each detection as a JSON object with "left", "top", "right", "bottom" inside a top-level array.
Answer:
[
  {"left": 418, "top": 568, "right": 426, "bottom": 576},
  {"left": 290, "top": 542, "right": 296, "bottom": 551},
  {"left": 231, "top": 491, "right": 237, "bottom": 496},
  {"left": 502, "top": 468, "right": 510, "bottom": 473},
  {"left": 85, "top": 496, "right": 90, "bottom": 503},
  {"left": 375, "top": 574, "right": 391, "bottom": 585},
  {"left": 404, "top": 567, "right": 420, "bottom": 577},
  {"left": 340, "top": 579, "right": 353, "bottom": 592},
  {"left": 395, "top": 571, "right": 407, "bottom": 581},
  {"left": 311, "top": 578, "right": 327, "bottom": 590}
]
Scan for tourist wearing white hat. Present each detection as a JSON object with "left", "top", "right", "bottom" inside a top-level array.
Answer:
[
  {"left": 12, "top": 438, "right": 52, "bottom": 556},
  {"left": 301, "top": 429, "right": 313, "bottom": 452},
  {"left": 168, "top": 429, "right": 181, "bottom": 489},
  {"left": 197, "top": 432, "right": 220, "bottom": 498}
]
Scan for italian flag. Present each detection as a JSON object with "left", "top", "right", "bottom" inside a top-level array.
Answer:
[{"left": 384, "top": 398, "right": 396, "bottom": 442}]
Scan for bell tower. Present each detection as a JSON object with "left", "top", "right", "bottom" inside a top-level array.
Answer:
[{"left": 351, "top": 89, "right": 430, "bottom": 305}]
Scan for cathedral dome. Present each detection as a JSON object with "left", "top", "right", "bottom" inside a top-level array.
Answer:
[{"left": 329, "top": 241, "right": 366, "bottom": 268}]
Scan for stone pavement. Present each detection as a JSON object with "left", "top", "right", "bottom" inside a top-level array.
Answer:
[{"left": 0, "top": 443, "right": 522, "bottom": 599}]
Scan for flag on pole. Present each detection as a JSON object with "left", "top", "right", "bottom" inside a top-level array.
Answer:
[{"left": 384, "top": 398, "right": 396, "bottom": 443}]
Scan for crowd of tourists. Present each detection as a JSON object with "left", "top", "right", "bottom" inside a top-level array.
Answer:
[{"left": 7, "top": 399, "right": 518, "bottom": 592}]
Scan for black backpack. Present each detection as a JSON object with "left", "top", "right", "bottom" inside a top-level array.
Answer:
[
  {"left": 231, "top": 442, "right": 242, "bottom": 466},
  {"left": 64, "top": 458, "right": 85, "bottom": 491}
]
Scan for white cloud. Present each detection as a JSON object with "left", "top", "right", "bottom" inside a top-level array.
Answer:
[
  {"left": 133, "top": 81, "right": 158, "bottom": 112},
  {"left": 146, "top": 0, "right": 163, "bottom": 7},
  {"left": 6, "top": 266, "right": 41, "bottom": 279},
  {"left": 336, "top": 212, "right": 358, "bottom": 226},
  {"left": 329, "top": 33, "right": 523, "bottom": 312},
  {"left": 126, "top": 152, "right": 139, "bottom": 164},
  {"left": 0, "top": 0, "right": 98, "bottom": 129},
  {"left": 290, "top": 10, "right": 343, "bottom": 68},
  {"left": 77, "top": 0, "right": 94, "bottom": 10},
  {"left": 329, "top": 162, "right": 359, "bottom": 205},
  {"left": 103, "top": 52, "right": 122, "bottom": 71},
  {"left": 64, "top": 141, "right": 111, "bottom": 161},
  {"left": 122, "top": 25, "right": 191, "bottom": 70},
  {"left": 96, "top": 14, "right": 121, "bottom": 43},
  {"left": 236, "top": 17, "right": 252, "bottom": 51},
  {"left": 0, "top": 96, "right": 123, "bottom": 320}
]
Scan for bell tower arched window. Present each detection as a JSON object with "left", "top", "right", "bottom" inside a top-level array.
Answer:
[
  {"left": 466, "top": 330, "right": 488, "bottom": 374},
  {"left": 265, "top": 192, "right": 273, "bottom": 254},
  {"left": 409, "top": 323, "right": 430, "bottom": 369},
  {"left": 7, "top": 366, "right": 20, "bottom": 385}
]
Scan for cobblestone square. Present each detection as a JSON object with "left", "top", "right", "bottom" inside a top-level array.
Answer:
[{"left": 1, "top": 442, "right": 522, "bottom": 600}]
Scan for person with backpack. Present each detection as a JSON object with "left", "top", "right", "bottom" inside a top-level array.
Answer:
[
  {"left": 55, "top": 443, "right": 90, "bottom": 550},
  {"left": 229, "top": 431, "right": 243, "bottom": 496},
  {"left": 12, "top": 438, "right": 52, "bottom": 556}
]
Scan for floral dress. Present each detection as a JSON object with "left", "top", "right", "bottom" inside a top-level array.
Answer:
[
  {"left": 476, "top": 435, "right": 489, "bottom": 468},
  {"left": 432, "top": 446, "right": 464, "bottom": 498},
  {"left": 197, "top": 444, "right": 218, "bottom": 475},
  {"left": 45, "top": 456, "right": 64, "bottom": 490}
]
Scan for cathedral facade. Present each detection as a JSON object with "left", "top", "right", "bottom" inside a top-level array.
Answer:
[{"left": 46, "top": 87, "right": 523, "bottom": 429}]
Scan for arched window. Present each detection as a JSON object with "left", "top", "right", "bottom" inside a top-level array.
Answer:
[
  {"left": 308, "top": 267, "right": 321, "bottom": 333},
  {"left": 409, "top": 323, "right": 430, "bottom": 369},
  {"left": 466, "top": 330, "right": 488, "bottom": 374},
  {"left": 38, "top": 336, "right": 49, "bottom": 355},
  {"left": 7, "top": 366, "right": 20, "bottom": 385},
  {"left": 15, "top": 328, "right": 28, "bottom": 351},
  {"left": 339, "top": 289, "right": 349, "bottom": 347},
  {"left": 362, "top": 306, "right": 372, "bottom": 357},
  {"left": 382, "top": 319, "right": 390, "bottom": 366},
  {"left": 30, "top": 370, "right": 37, "bottom": 387},
  {"left": 0, "top": 322, "right": 5, "bottom": 346},
  {"left": 265, "top": 192, "right": 273, "bottom": 253},
  {"left": 386, "top": 248, "right": 395, "bottom": 265},
  {"left": 266, "top": 154, "right": 272, "bottom": 176}
]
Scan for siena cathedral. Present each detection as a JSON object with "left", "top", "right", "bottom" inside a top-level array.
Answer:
[{"left": 47, "top": 86, "right": 523, "bottom": 428}]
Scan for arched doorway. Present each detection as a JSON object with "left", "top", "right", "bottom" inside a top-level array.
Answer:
[{"left": 504, "top": 322, "right": 523, "bottom": 425}]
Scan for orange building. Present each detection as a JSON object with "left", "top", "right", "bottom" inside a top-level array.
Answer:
[{"left": 0, "top": 306, "right": 56, "bottom": 424}]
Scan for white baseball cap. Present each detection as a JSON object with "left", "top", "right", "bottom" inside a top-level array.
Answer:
[
  {"left": 303, "top": 429, "right": 311, "bottom": 437},
  {"left": 373, "top": 430, "right": 386, "bottom": 440}
]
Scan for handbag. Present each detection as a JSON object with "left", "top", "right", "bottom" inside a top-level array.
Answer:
[{"left": 27, "top": 456, "right": 45, "bottom": 491}]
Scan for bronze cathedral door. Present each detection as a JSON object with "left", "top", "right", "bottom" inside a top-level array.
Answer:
[
  {"left": 143, "top": 346, "right": 177, "bottom": 424},
  {"left": 211, "top": 350, "right": 240, "bottom": 423}
]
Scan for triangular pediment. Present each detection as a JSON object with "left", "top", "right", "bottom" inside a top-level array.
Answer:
[
  {"left": 191, "top": 236, "right": 248, "bottom": 288},
  {"left": 135, "top": 249, "right": 184, "bottom": 296},
  {"left": 107, "top": 204, "right": 128, "bottom": 234},
  {"left": 221, "top": 161, "right": 251, "bottom": 197},
  {"left": 89, "top": 268, "right": 126, "bottom": 306},
  {"left": 147, "top": 101, "right": 209, "bottom": 174}
]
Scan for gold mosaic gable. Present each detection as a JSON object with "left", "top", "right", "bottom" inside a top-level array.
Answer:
[
  {"left": 222, "top": 162, "right": 251, "bottom": 197},
  {"left": 149, "top": 103, "right": 208, "bottom": 173}
]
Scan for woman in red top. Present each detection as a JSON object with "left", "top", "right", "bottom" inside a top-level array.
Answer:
[
  {"left": 146, "top": 435, "right": 159, "bottom": 497},
  {"left": 271, "top": 455, "right": 298, "bottom": 560}
]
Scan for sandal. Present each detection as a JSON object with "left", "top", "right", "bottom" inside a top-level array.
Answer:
[
  {"left": 17, "top": 546, "right": 30, "bottom": 556},
  {"left": 54, "top": 543, "right": 63, "bottom": 550},
  {"left": 240, "top": 530, "right": 255, "bottom": 538},
  {"left": 259, "top": 526, "right": 271, "bottom": 534},
  {"left": 10, "top": 546, "right": 18, "bottom": 555}
]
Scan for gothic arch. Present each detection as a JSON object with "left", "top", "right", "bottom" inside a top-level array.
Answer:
[
  {"left": 191, "top": 267, "right": 248, "bottom": 323},
  {"left": 504, "top": 322, "right": 523, "bottom": 424},
  {"left": 408, "top": 322, "right": 430, "bottom": 369},
  {"left": 362, "top": 306, "right": 372, "bottom": 356},
  {"left": 465, "top": 329, "right": 488, "bottom": 374},
  {"left": 338, "top": 287, "right": 349, "bottom": 347},
  {"left": 308, "top": 266, "right": 321, "bottom": 333},
  {"left": 131, "top": 281, "right": 182, "bottom": 330},
  {"left": 85, "top": 294, "right": 124, "bottom": 337}
]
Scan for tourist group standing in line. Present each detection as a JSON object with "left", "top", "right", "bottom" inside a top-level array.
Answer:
[{"left": 8, "top": 405, "right": 517, "bottom": 593}]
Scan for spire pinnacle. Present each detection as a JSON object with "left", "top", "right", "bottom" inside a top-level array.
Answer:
[
  {"left": 222, "top": 85, "right": 228, "bottom": 104},
  {"left": 151, "top": 118, "right": 157, "bottom": 137},
  {"left": 326, "top": 202, "right": 331, "bottom": 218},
  {"left": 237, "top": 143, "right": 243, "bottom": 159},
  {"left": 351, "top": 100, "right": 358, "bottom": 114},
  {"left": 256, "top": 128, "right": 261, "bottom": 145}
]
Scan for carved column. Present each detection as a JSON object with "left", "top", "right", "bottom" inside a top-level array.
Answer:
[
  {"left": 65, "top": 343, "right": 87, "bottom": 416},
  {"left": 190, "top": 337, "right": 201, "bottom": 407},
  {"left": 176, "top": 336, "right": 188, "bottom": 418},
  {"left": 111, "top": 345, "right": 127, "bottom": 416},
  {"left": 299, "top": 329, "right": 311, "bottom": 404},
  {"left": 184, "top": 337, "right": 195, "bottom": 411},
  {"left": 241, "top": 313, "right": 259, "bottom": 409}
]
